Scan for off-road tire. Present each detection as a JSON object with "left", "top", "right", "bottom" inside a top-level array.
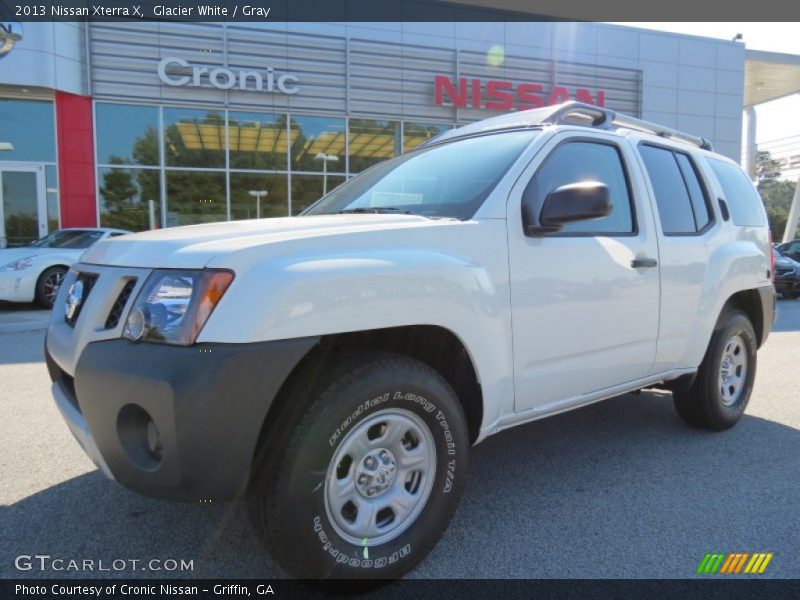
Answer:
[
  {"left": 248, "top": 352, "right": 469, "bottom": 580},
  {"left": 674, "top": 309, "right": 757, "bottom": 431}
]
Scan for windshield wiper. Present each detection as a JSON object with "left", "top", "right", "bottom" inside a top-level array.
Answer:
[{"left": 336, "top": 207, "right": 413, "bottom": 215}]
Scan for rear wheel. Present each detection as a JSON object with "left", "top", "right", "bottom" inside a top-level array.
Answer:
[
  {"left": 35, "top": 266, "right": 67, "bottom": 308},
  {"left": 674, "top": 309, "right": 757, "bottom": 431},
  {"left": 248, "top": 353, "right": 469, "bottom": 580}
]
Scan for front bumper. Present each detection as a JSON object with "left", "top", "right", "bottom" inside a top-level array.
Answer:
[
  {"left": 0, "top": 270, "right": 36, "bottom": 302},
  {"left": 46, "top": 336, "right": 317, "bottom": 501}
]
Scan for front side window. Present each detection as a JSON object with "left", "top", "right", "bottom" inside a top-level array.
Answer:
[
  {"left": 707, "top": 158, "right": 766, "bottom": 227},
  {"left": 525, "top": 141, "right": 634, "bottom": 234},
  {"left": 639, "top": 145, "right": 712, "bottom": 235},
  {"left": 304, "top": 131, "right": 536, "bottom": 220}
]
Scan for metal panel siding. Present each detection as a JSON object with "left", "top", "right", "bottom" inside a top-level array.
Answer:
[{"left": 89, "top": 23, "right": 642, "bottom": 123}]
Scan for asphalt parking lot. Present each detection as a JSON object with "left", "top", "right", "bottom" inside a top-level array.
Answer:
[{"left": 1, "top": 301, "right": 798, "bottom": 579}]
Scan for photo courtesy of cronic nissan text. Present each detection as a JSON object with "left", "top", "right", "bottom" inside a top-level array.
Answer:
[{"left": 1, "top": 1, "right": 799, "bottom": 599}]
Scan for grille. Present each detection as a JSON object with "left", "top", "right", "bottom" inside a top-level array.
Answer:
[
  {"left": 64, "top": 272, "right": 99, "bottom": 327},
  {"left": 105, "top": 279, "right": 137, "bottom": 329}
]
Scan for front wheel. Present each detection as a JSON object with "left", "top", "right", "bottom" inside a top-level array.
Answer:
[
  {"left": 249, "top": 353, "right": 469, "bottom": 580},
  {"left": 674, "top": 309, "right": 757, "bottom": 431}
]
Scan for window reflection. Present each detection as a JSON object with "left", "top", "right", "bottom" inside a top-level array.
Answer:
[
  {"left": 290, "top": 116, "right": 346, "bottom": 172},
  {"left": 230, "top": 172, "right": 288, "bottom": 219},
  {"left": 45, "top": 165, "right": 60, "bottom": 233},
  {"left": 292, "top": 174, "right": 346, "bottom": 215},
  {"left": 228, "top": 112, "right": 287, "bottom": 170},
  {"left": 0, "top": 100, "right": 55, "bottom": 162},
  {"left": 403, "top": 122, "right": 452, "bottom": 152},
  {"left": 99, "top": 167, "right": 162, "bottom": 231},
  {"left": 166, "top": 171, "right": 226, "bottom": 226},
  {"left": 348, "top": 119, "right": 401, "bottom": 173},
  {"left": 164, "top": 108, "right": 226, "bottom": 168},
  {"left": 96, "top": 103, "right": 159, "bottom": 166}
]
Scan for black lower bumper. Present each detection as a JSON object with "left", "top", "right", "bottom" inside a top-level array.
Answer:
[
  {"left": 47, "top": 337, "right": 318, "bottom": 501},
  {"left": 757, "top": 285, "right": 777, "bottom": 346}
]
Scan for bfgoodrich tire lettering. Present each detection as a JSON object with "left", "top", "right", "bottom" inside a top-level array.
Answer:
[
  {"left": 673, "top": 309, "right": 757, "bottom": 431},
  {"left": 248, "top": 353, "right": 469, "bottom": 580}
]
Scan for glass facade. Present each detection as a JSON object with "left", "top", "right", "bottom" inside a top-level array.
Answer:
[
  {"left": 95, "top": 102, "right": 454, "bottom": 231},
  {"left": 0, "top": 99, "right": 60, "bottom": 245},
  {"left": 0, "top": 99, "right": 56, "bottom": 163}
]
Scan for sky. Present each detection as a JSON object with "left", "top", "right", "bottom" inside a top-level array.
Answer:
[{"left": 611, "top": 22, "right": 800, "bottom": 160}]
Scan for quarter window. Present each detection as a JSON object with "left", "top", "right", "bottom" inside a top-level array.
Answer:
[
  {"left": 526, "top": 141, "right": 635, "bottom": 234},
  {"left": 639, "top": 145, "right": 712, "bottom": 235},
  {"left": 707, "top": 158, "right": 766, "bottom": 227}
]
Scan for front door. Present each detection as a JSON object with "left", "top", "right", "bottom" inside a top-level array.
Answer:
[
  {"left": 0, "top": 165, "right": 47, "bottom": 248},
  {"left": 507, "top": 133, "right": 661, "bottom": 414}
]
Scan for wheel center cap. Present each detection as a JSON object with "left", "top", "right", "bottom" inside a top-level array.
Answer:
[
  {"left": 355, "top": 448, "right": 397, "bottom": 498},
  {"left": 721, "top": 356, "right": 733, "bottom": 381}
]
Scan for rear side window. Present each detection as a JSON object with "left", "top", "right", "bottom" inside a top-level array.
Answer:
[
  {"left": 526, "top": 141, "right": 634, "bottom": 235},
  {"left": 707, "top": 158, "right": 766, "bottom": 227},
  {"left": 639, "top": 145, "right": 712, "bottom": 235}
]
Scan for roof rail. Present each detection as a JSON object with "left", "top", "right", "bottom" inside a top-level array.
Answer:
[{"left": 543, "top": 101, "right": 714, "bottom": 151}]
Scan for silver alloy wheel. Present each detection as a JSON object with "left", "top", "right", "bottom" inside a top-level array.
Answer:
[
  {"left": 719, "top": 333, "right": 748, "bottom": 407},
  {"left": 43, "top": 270, "right": 65, "bottom": 305},
  {"left": 324, "top": 408, "right": 436, "bottom": 546}
]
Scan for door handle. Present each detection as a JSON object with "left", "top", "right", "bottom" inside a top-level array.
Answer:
[{"left": 631, "top": 257, "right": 658, "bottom": 269}]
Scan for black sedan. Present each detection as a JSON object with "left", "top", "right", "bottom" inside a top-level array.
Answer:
[{"left": 774, "top": 249, "right": 800, "bottom": 299}]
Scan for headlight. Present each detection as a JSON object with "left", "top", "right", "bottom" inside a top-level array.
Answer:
[
  {"left": 0, "top": 256, "right": 36, "bottom": 272},
  {"left": 123, "top": 269, "right": 234, "bottom": 346}
]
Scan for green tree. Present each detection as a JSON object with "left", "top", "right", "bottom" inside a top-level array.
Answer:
[
  {"left": 756, "top": 150, "right": 782, "bottom": 184},
  {"left": 756, "top": 151, "right": 797, "bottom": 240}
]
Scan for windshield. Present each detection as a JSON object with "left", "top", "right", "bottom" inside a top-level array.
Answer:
[
  {"left": 303, "top": 131, "right": 537, "bottom": 220},
  {"left": 30, "top": 230, "right": 104, "bottom": 249}
]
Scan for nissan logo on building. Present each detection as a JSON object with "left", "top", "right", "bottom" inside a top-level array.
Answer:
[
  {"left": 157, "top": 57, "right": 300, "bottom": 95},
  {"left": 0, "top": 22, "right": 23, "bottom": 58}
]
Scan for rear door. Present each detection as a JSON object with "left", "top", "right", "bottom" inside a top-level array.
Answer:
[
  {"left": 634, "top": 142, "right": 719, "bottom": 373},
  {"left": 507, "top": 132, "right": 661, "bottom": 413}
]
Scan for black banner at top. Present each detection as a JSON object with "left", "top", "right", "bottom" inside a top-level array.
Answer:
[{"left": 2, "top": 0, "right": 800, "bottom": 23}]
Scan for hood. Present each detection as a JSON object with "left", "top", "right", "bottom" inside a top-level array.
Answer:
[
  {"left": 0, "top": 247, "right": 62, "bottom": 264},
  {"left": 80, "top": 215, "right": 442, "bottom": 269}
]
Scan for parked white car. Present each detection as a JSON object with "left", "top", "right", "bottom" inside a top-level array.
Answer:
[
  {"left": 0, "top": 228, "right": 130, "bottom": 307},
  {"left": 45, "top": 103, "right": 774, "bottom": 581}
]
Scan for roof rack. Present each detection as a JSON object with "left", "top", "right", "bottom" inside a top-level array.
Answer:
[{"left": 543, "top": 101, "right": 714, "bottom": 151}]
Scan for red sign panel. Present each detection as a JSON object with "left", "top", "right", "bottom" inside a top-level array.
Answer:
[{"left": 434, "top": 75, "right": 605, "bottom": 111}]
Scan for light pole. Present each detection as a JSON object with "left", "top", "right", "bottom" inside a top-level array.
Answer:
[
  {"left": 314, "top": 152, "right": 340, "bottom": 195},
  {"left": 248, "top": 190, "right": 268, "bottom": 219}
]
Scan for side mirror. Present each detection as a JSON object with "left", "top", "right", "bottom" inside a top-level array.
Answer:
[{"left": 523, "top": 181, "right": 612, "bottom": 236}]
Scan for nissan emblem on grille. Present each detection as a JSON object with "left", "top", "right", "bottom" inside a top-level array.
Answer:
[{"left": 65, "top": 280, "right": 84, "bottom": 320}]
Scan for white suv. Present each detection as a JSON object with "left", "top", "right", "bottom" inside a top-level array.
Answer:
[{"left": 45, "top": 102, "right": 775, "bottom": 580}]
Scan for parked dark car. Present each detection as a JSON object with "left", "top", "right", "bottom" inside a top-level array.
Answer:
[
  {"left": 774, "top": 249, "right": 800, "bottom": 299},
  {"left": 777, "top": 240, "right": 800, "bottom": 261}
]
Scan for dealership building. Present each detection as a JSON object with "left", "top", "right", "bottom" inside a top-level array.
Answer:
[{"left": 1, "top": 18, "right": 799, "bottom": 246}]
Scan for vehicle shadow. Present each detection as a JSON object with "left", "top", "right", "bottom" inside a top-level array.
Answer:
[
  {"left": 0, "top": 302, "right": 45, "bottom": 312},
  {"left": 773, "top": 298, "right": 800, "bottom": 332},
  {"left": 3, "top": 391, "right": 798, "bottom": 579},
  {"left": 0, "top": 329, "right": 46, "bottom": 365}
]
